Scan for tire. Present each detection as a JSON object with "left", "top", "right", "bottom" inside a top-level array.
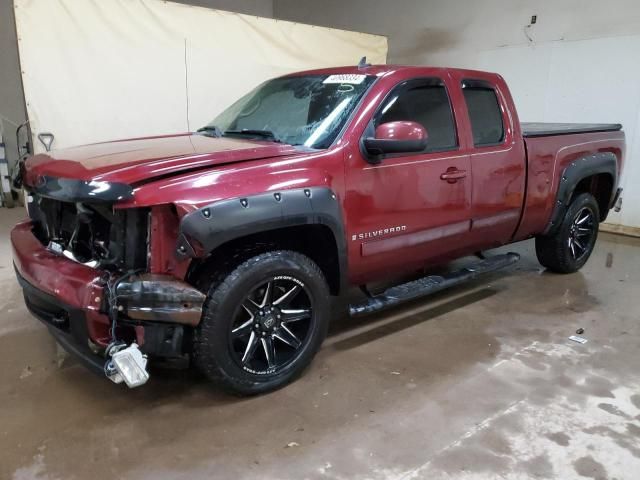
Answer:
[
  {"left": 535, "top": 192, "right": 600, "bottom": 273},
  {"left": 194, "top": 250, "right": 330, "bottom": 395}
]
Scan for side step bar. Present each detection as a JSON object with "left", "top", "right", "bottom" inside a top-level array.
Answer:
[{"left": 349, "top": 252, "right": 520, "bottom": 317}]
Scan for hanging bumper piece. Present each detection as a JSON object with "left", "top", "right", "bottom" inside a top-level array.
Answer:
[{"left": 115, "top": 274, "right": 206, "bottom": 327}]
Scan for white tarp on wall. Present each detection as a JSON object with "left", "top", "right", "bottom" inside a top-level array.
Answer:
[{"left": 14, "top": 0, "right": 387, "bottom": 152}]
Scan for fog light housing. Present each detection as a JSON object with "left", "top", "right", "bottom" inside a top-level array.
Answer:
[{"left": 105, "top": 343, "right": 149, "bottom": 388}]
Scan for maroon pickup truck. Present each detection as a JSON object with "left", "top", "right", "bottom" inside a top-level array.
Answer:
[{"left": 12, "top": 64, "right": 624, "bottom": 394}]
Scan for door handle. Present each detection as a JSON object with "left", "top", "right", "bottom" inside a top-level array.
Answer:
[{"left": 440, "top": 168, "right": 467, "bottom": 183}]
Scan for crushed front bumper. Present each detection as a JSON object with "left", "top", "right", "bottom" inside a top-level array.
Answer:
[
  {"left": 12, "top": 220, "right": 111, "bottom": 349},
  {"left": 11, "top": 220, "right": 205, "bottom": 379},
  {"left": 16, "top": 270, "right": 106, "bottom": 375}
]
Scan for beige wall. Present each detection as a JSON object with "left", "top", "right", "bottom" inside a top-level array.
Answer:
[{"left": 16, "top": 0, "right": 385, "bottom": 152}]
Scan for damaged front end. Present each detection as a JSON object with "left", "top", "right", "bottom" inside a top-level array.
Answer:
[
  {"left": 20, "top": 178, "right": 204, "bottom": 388},
  {"left": 103, "top": 274, "right": 206, "bottom": 387}
]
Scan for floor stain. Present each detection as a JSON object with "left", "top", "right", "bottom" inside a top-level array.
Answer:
[
  {"left": 546, "top": 431, "right": 571, "bottom": 446},
  {"left": 520, "top": 453, "right": 554, "bottom": 478},
  {"left": 431, "top": 445, "right": 511, "bottom": 476},
  {"left": 598, "top": 403, "right": 631, "bottom": 419},
  {"left": 573, "top": 455, "right": 608, "bottom": 480},
  {"left": 582, "top": 376, "right": 616, "bottom": 399},
  {"left": 627, "top": 423, "right": 640, "bottom": 437}
]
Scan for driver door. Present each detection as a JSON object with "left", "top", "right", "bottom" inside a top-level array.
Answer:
[{"left": 344, "top": 76, "right": 472, "bottom": 283}]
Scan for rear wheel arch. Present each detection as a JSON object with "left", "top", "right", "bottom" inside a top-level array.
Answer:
[
  {"left": 545, "top": 152, "right": 618, "bottom": 234},
  {"left": 571, "top": 172, "right": 613, "bottom": 221}
]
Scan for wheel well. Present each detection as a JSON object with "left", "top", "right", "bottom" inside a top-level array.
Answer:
[
  {"left": 572, "top": 173, "right": 613, "bottom": 221},
  {"left": 187, "top": 225, "right": 342, "bottom": 295}
]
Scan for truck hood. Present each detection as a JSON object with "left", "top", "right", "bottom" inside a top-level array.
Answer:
[{"left": 24, "top": 134, "right": 299, "bottom": 186}]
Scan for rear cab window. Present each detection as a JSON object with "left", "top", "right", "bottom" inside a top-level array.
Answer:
[{"left": 461, "top": 79, "right": 505, "bottom": 147}]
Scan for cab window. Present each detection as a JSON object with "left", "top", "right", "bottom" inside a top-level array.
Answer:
[
  {"left": 462, "top": 80, "right": 505, "bottom": 147},
  {"left": 375, "top": 78, "right": 458, "bottom": 152}
]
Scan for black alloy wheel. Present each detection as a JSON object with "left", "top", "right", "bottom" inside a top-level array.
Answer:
[
  {"left": 194, "top": 250, "right": 330, "bottom": 395},
  {"left": 567, "top": 206, "right": 597, "bottom": 261},
  {"left": 229, "top": 277, "right": 314, "bottom": 375},
  {"left": 535, "top": 192, "right": 600, "bottom": 273}
]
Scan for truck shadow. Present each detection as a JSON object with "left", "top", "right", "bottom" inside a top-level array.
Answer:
[
  {"left": 327, "top": 285, "right": 500, "bottom": 352},
  {"left": 323, "top": 254, "right": 514, "bottom": 351}
]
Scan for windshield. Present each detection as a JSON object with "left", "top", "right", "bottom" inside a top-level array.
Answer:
[{"left": 204, "top": 74, "right": 376, "bottom": 149}]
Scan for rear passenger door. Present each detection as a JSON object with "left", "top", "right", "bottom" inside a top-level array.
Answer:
[
  {"left": 452, "top": 74, "right": 526, "bottom": 247},
  {"left": 345, "top": 76, "right": 472, "bottom": 282}
]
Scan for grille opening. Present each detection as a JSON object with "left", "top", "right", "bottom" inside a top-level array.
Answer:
[{"left": 28, "top": 194, "right": 149, "bottom": 271}]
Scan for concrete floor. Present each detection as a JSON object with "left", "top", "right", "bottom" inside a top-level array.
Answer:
[{"left": 1, "top": 207, "right": 640, "bottom": 480}]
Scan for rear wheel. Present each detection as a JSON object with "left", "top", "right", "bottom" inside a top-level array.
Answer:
[
  {"left": 535, "top": 192, "right": 599, "bottom": 273},
  {"left": 194, "top": 250, "right": 330, "bottom": 395}
]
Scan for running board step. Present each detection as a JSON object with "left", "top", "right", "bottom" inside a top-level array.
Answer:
[{"left": 348, "top": 252, "right": 520, "bottom": 317}]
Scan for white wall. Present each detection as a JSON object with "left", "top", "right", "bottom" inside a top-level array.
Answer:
[
  {"left": 275, "top": 0, "right": 640, "bottom": 63},
  {"left": 274, "top": 0, "right": 640, "bottom": 229}
]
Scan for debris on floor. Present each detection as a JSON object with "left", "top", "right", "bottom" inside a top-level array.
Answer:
[{"left": 569, "top": 335, "right": 588, "bottom": 344}]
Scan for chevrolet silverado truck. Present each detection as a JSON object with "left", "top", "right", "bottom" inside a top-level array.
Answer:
[{"left": 12, "top": 64, "right": 624, "bottom": 394}]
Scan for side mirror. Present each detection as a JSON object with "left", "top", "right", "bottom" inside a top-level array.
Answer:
[{"left": 363, "top": 121, "right": 428, "bottom": 157}]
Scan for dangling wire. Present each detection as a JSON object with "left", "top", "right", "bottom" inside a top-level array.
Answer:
[
  {"left": 102, "top": 269, "right": 144, "bottom": 378},
  {"left": 103, "top": 269, "right": 143, "bottom": 343}
]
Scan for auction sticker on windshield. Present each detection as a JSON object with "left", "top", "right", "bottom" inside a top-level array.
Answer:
[{"left": 323, "top": 74, "right": 367, "bottom": 84}]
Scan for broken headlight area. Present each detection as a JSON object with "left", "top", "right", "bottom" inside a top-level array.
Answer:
[{"left": 27, "top": 192, "right": 150, "bottom": 271}]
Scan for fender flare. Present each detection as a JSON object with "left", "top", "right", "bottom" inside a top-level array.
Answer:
[
  {"left": 544, "top": 152, "right": 617, "bottom": 235},
  {"left": 176, "top": 187, "right": 347, "bottom": 289}
]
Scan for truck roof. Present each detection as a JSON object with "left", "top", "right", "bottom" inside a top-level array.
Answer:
[{"left": 285, "top": 64, "right": 502, "bottom": 80}]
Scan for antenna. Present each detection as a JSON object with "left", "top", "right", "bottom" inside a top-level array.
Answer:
[{"left": 358, "top": 56, "right": 371, "bottom": 69}]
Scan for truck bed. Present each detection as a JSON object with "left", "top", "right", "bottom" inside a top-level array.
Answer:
[{"left": 522, "top": 122, "right": 622, "bottom": 138}]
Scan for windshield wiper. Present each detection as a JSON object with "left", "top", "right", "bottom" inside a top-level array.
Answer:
[
  {"left": 196, "top": 125, "right": 223, "bottom": 137},
  {"left": 223, "top": 129, "right": 282, "bottom": 143}
]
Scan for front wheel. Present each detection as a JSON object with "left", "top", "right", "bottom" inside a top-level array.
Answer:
[
  {"left": 535, "top": 192, "right": 600, "bottom": 273},
  {"left": 194, "top": 250, "right": 330, "bottom": 395}
]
